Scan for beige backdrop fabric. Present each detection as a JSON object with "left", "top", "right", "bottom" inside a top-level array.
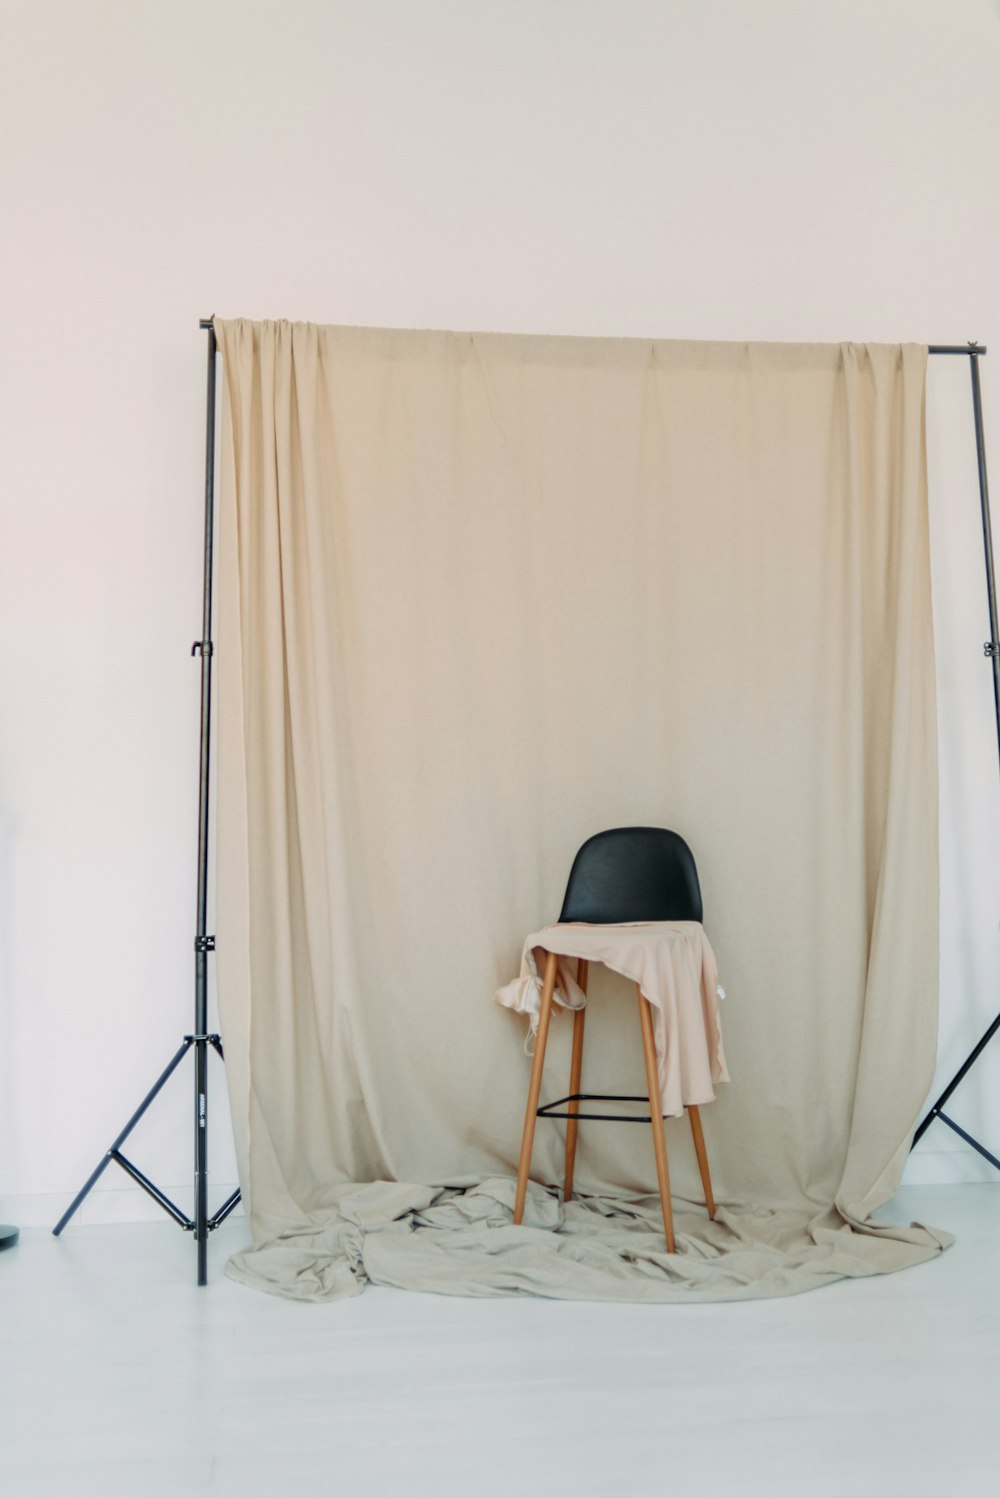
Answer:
[{"left": 214, "top": 322, "right": 948, "bottom": 1301}]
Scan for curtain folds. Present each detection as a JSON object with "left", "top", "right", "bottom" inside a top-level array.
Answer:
[{"left": 215, "top": 322, "right": 948, "bottom": 1301}]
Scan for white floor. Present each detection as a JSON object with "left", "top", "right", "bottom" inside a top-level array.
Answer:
[{"left": 2, "top": 1185, "right": 999, "bottom": 1498}]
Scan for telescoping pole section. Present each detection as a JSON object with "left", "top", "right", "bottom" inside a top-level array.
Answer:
[
  {"left": 913, "top": 342, "right": 1000, "bottom": 1172},
  {"left": 192, "top": 320, "right": 217, "bottom": 1284},
  {"left": 52, "top": 318, "right": 240, "bottom": 1284}
]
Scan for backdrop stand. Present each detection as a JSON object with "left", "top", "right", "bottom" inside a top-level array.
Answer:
[
  {"left": 48, "top": 330, "right": 999, "bottom": 1288},
  {"left": 51, "top": 318, "right": 240, "bottom": 1285},
  {"left": 913, "top": 342, "right": 1000, "bottom": 1172}
]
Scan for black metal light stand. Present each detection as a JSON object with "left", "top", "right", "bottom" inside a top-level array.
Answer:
[
  {"left": 52, "top": 319, "right": 240, "bottom": 1283},
  {"left": 912, "top": 343, "right": 1000, "bottom": 1173}
]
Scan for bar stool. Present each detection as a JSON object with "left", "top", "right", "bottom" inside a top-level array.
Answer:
[{"left": 512, "top": 827, "right": 718, "bottom": 1253}]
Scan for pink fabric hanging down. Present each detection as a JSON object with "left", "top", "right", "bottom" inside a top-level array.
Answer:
[{"left": 495, "top": 921, "right": 729, "bottom": 1117}]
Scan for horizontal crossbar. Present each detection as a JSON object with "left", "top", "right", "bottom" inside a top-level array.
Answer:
[{"left": 536, "top": 1092, "right": 666, "bottom": 1123}]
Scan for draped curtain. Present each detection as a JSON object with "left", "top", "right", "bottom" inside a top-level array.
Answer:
[{"left": 214, "top": 323, "right": 948, "bottom": 1301}]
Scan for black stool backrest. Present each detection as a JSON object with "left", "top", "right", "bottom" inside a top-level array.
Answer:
[{"left": 558, "top": 827, "right": 703, "bottom": 925}]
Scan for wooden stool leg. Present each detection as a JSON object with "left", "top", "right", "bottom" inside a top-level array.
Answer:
[
  {"left": 563, "top": 959, "right": 588, "bottom": 1203},
  {"left": 687, "top": 1104, "right": 716, "bottom": 1219},
  {"left": 513, "top": 950, "right": 559, "bottom": 1225},
  {"left": 636, "top": 985, "right": 676, "bottom": 1253}
]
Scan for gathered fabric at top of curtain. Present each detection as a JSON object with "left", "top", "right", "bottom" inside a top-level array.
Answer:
[{"left": 213, "top": 322, "right": 947, "bottom": 1302}]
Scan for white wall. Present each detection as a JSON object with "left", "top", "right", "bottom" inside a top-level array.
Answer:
[{"left": 2, "top": 0, "right": 999, "bottom": 1227}]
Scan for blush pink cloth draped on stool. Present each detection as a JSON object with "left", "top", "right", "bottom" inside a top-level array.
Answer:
[{"left": 496, "top": 920, "right": 729, "bottom": 1252}]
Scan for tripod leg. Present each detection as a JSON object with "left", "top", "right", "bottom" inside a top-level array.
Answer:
[
  {"left": 205, "top": 1034, "right": 242, "bottom": 1231},
  {"left": 209, "top": 1187, "right": 242, "bottom": 1231},
  {"left": 53, "top": 1039, "right": 195, "bottom": 1236},
  {"left": 912, "top": 1010, "right": 1000, "bottom": 1149}
]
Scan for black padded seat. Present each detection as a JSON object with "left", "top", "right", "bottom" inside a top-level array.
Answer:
[{"left": 559, "top": 826, "right": 703, "bottom": 925}]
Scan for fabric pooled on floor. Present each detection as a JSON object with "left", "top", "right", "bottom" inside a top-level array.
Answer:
[{"left": 224, "top": 1176, "right": 952, "bottom": 1304}]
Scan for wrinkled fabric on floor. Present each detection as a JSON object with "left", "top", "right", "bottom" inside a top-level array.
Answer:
[{"left": 224, "top": 1177, "right": 952, "bottom": 1303}]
